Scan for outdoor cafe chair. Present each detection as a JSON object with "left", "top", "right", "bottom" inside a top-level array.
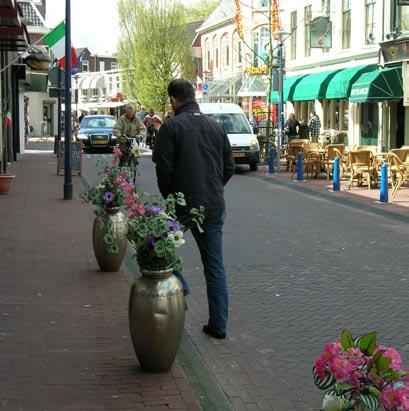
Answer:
[
  {"left": 290, "top": 144, "right": 321, "bottom": 180},
  {"left": 388, "top": 150, "right": 409, "bottom": 197},
  {"left": 286, "top": 142, "right": 304, "bottom": 172},
  {"left": 348, "top": 150, "right": 375, "bottom": 190},
  {"left": 356, "top": 145, "right": 378, "bottom": 156},
  {"left": 325, "top": 144, "right": 345, "bottom": 180}
]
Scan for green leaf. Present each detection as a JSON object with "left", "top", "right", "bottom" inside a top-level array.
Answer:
[
  {"left": 383, "top": 370, "right": 409, "bottom": 379},
  {"left": 367, "top": 385, "right": 381, "bottom": 396},
  {"left": 374, "top": 355, "right": 392, "bottom": 375},
  {"left": 356, "top": 331, "right": 377, "bottom": 355},
  {"left": 358, "top": 393, "right": 380, "bottom": 411},
  {"left": 334, "top": 382, "right": 354, "bottom": 393},
  {"left": 340, "top": 329, "right": 354, "bottom": 351}
]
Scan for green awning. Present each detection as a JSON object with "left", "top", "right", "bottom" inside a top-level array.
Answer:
[
  {"left": 270, "top": 74, "right": 307, "bottom": 103},
  {"left": 349, "top": 67, "right": 403, "bottom": 102},
  {"left": 292, "top": 69, "right": 342, "bottom": 101},
  {"left": 325, "top": 64, "right": 378, "bottom": 99}
]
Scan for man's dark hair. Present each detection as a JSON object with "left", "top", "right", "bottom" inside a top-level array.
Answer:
[{"left": 168, "top": 79, "right": 196, "bottom": 103}]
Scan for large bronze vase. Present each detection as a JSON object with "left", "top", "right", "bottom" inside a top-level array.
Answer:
[
  {"left": 92, "top": 208, "right": 127, "bottom": 272},
  {"left": 129, "top": 268, "right": 185, "bottom": 373}
]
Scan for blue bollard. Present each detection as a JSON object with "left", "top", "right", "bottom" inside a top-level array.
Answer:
[
  {"left": 333, "top": 156, "right": 340, "bottom": 191},
  {"left": 268, "top": 145, "right": 276, "bottom": 174},
  {"left": 380, "top": 162, "right": 388, "bottom": 203},
  {"left": 296, "top": 151, "right": 303, "bottom": 181}
]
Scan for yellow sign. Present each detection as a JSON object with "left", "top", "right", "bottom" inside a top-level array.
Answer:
[{"left": 246, "top": 65, "right": 268, "bottom": 75}]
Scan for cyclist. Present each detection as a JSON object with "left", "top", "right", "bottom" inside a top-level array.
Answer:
[
  {"left": 113, "top": 105, "right": 146, "bottom": 167},
  {"left": 143, "top": 109, "right": 162, "bottom": 149}
]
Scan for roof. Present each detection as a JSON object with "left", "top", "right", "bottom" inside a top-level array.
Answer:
[
  {"left": 18, "top": 1, "right": 45, "bottom": 27},
  {"left": 198, "top": 0, "right": 235, "bottom": 32},
  {"left": 187, "top": 20, "right": 203, "bottom": 40}
]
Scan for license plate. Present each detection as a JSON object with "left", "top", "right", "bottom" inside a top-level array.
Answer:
[
  {"left": 93, "top": 140, "right": 107, "bottom": 145},
  {"left": 233, "top": 152, "right": 245, "bottom": 158}
]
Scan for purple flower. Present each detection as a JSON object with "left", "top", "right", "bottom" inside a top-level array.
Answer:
[
  {"left": 145, "top": 235, "right": 155, "bottom": 246},
  {"left": 166, "top": 220, "right": 180, "bottom": 234},
  {"left": 103, "top": 191, "right": 114, "bottom": 204},
  {"left": 149, "top": 205, "right": 162, "bottom": 214}
]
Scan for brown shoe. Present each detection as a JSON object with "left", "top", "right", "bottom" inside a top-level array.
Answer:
[{"left": 202, "top": 325, "right": 226, "bottom": 339}]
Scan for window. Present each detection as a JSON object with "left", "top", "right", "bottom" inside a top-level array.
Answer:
[
  {"left": 361, "top": 103, "right": 379, "bottom": 145},
  {"left": 82, "top": 60, "right": 89, "bottom": 72},
  {"left": 213, "top": 36, "right": 219, "bottom": 69},
  {"left": 365, "top": 0, "right": 376, "bottom": 44},
  {"left": 204, "top": 113, "right": 251, "bottom": 134},
  {"left": 304, "top": 5, "right": 312, "bottom": 57},
  {"left": 398, "top": 5, "right": 409, "bottom": 31},
  {"left": 221, "top": 33, "right": 230, "bottom": 67},
  {"left": 100, "top": 61, "right": 105, "bottom": 71},
  {"left": 290, "top": 11, "right": 297, "bottom": 60},
  {"left": 204, "top": 38, "right": 210, "bottom": 70},
  {"left": 252, "top": 31, "right": 259, "bottom": 67},
  {"left": 342, "top": 0, "right": 351, "bottom": 49},
  {"left": 233, "top": 32, "right": 242, "bottom": 65},
  {"left": 111, "top": 62, "right": 118, "bottom": 70},
  {"left": 259, "top": 0, "right": 268, "bottom": 7}
]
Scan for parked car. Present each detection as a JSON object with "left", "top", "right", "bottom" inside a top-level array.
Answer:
[
  {"left": 199, "top": 103, "right": 259, "bottom": 171},
  {"left": 76, "top": 115, "right": 117, "bottom": 150}
]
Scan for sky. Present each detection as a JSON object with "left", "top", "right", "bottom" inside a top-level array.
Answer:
[{"left": 45, "top": 0, "right": 120, "bottom": 55}]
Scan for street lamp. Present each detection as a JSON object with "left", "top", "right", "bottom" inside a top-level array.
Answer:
[{"left": 274, "top": 30, "right": 290, "bottom": 172}]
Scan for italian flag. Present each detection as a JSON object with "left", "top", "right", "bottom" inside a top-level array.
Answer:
[{"left": 44, "top": 21, "right": 77, "bottom": 69}]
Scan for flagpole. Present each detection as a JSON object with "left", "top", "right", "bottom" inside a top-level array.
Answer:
[{"left": 63, "top": 0, "right": 72, "bottom": 200}]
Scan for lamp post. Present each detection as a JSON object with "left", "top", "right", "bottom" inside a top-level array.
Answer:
[
  {"left": 63, "top": 0, "right": 73, "bottom": 200},
  {"left": 75, "top": 74, "right": 79, "bottom": 121}
]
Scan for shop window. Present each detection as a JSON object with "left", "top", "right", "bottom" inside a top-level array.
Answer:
[
  {"left": 398, "top": 5, "right": 409, "bottom": 31},
  {"left": 233, "top": 32, "right": 242, "bottom": 65},
  {"left": 360, "top": 103, "right": 379, "bottom": 145},
  {"left": 221, "top": 33, "right": 230, "bottom": 67}
]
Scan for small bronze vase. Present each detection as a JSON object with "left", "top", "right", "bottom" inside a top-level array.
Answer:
[
  {"left": 92, "top": 207, "right": 127, "bottom": 272},
  {"left": 129, "top": 268, "right": 185, "bottom": 373}
]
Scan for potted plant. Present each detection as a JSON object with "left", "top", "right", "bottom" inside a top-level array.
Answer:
[
  {"left": 82, "top": 147, "right": 136, "bottom": 272},
  {"left": 313, "top": 329, "right": 409, "bottom": 410},
  {"left": 0, "top": 161, "right": 15, "bottom": 195},
  {"left": 126, "top": 192, "right": 204, "bottom": 372}
]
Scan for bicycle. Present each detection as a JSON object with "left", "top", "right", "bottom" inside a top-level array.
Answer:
[{"left": 119, "top": 134, "right": 141, "bottom": 183}]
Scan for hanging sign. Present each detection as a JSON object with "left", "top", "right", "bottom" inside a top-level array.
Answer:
[{"left": 310, "top": 17, "right": 332, "bottom": 48}]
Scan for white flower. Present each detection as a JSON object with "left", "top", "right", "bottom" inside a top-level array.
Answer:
[{"left": 168, "top": 230, "right": 185, "bottom": 247}]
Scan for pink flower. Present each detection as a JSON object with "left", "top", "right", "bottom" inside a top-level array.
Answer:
[
  {"left": 380, "top": 385, "right": 409, "bottom": 410},
  {"left": 124, "top": 195, "right": 136, "bottom": 207},
  {"left": 120, "top": 182, "right": 134, "bottom": 193},
  {"left": 115, "top": 176, "right": 125, "bottom": 185},
  {"left": 378, "top": 345, "right": 402, "bottom": 371},
  {"left": 314, "top": 342, "right": 342, "bottom": 380},
  {"left": 111, "top": 159, "right": 119, "bottom": 166},
  {"left": 113, "top": 147, "right": 122, "bottom": 158}
]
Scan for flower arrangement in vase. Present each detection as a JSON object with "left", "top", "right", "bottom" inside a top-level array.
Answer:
[{"left": 314, "top": 329, "right": 409, "bottom": 411}]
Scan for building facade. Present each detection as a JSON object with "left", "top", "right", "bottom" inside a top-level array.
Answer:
[{"left": 279, "top": 0, "right": 408, "bottom": 150}]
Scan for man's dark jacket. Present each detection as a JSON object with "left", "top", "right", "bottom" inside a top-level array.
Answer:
[{"left": 152, "top": 101, "right": 235, "bottom": 211}]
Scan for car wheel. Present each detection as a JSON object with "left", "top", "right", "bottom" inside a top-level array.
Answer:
[{"left": 250, "top": 162, "right": 258, "bottom": 171}]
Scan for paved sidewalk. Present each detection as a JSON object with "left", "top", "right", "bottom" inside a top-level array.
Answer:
[{"left": 0, "top": 151, "right": 200, "bottom": 410}]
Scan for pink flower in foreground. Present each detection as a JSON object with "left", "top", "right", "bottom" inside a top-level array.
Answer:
[
  {"left": 111, "top": 159, "right": 119, "bottom": 167},
  {"left": 120, "top": 182, "right": 134, "bottom": 193},
  {"left": 380, "top": 385, "right": 409, "bottom": 410},
  {"left": 124, "top": 194, "right": 136, "bottom": 207},
  {"left": 314, "top": 342, "right": 342, "bottom": 380},
  {"left": 113, "top": 147, "right": 122, "bottom": 158},
  {"left": 378, "top": 345, "right": 403, "bottom": 371}
]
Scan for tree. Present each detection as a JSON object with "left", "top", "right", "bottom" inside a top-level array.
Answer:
[
  {"left": 117, "top": 0, "right": 195, "bottom": 112},
  {"left": 183, "top": 0, "right": 219, "bottom": 23}
]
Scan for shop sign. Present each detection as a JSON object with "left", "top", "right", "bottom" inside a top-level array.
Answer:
[
  {"left": 351, "top": 87, "right": 369, "bottom": 97},
  {"left": 398, "top": 0, "right": 409, "bottom": 5},
  {"left": 310, "top": 16, "right": 332, "bottom": 48},
  {"left": 246, "top": 65, "right": 268, "bottom": 75},
  {"left": 381, "top": 38, "right": 409, "bottom": 64}
]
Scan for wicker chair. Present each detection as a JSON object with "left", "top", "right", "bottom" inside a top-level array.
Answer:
[
  {"left": 325, "top": 144, "right": 346, "bottom": 180},
  {"left": 348, "top": 150, "right": 375, "bottom": 190},
  {"left": 388, "top": 150, "right": 409, "bottom": 197}
]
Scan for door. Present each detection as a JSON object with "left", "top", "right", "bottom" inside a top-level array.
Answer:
[
  {"left": 396, "top": 100, "right": 405, "bottom": 148},
  {"left": 42, "top": 103, "right": 53, "bottom": 136}
]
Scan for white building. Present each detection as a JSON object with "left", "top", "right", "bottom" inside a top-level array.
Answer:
[{"left": 279, "top": 0, "right": 408, "bottom": 150}]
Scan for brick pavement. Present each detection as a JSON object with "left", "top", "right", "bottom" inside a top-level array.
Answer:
[
  {"left": 0, "top": 149, "right": 200, "bottom": 410},
  {"left": 132, "top": 158, "right": 409, "bottom": 410}
]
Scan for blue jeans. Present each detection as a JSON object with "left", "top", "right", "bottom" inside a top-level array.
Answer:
[{"left": 173, "top": 209, "right": 228, "bottom": 333}]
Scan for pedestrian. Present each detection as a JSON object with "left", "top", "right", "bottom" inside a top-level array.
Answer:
[
  {"left": 153, "top": 79, "right": 235, "bottom": 339},
  {"left": 78, "top": 111, "right": 86, "bottom": 124},
  {"left": 143, "top": 109, "right": 162, "bottom": 148},
  {"left": 298, "top": 119, "right": 309, "bottom": 139},
  {"left": 285, "top": 113, "right": 300, "bottom": 141},
  {"left": 308, "top": 110, "right": 321, "bottom": 143},
  {"left": 137, "top": 106, "right": 148, "bottom": 121},
  {"left": 113, "top": 104, "right": 146, "bottom": 166}
]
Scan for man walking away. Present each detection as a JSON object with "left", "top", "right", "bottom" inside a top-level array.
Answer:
[
  {"left": 153, "top": 79, "right": 235, "bottom": 339},
  {"left": 308, "top": 110, "right": 321, "bottom": 143},
  {"left": 113, "top": 105, "right": 146, "bottom": 166}
]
